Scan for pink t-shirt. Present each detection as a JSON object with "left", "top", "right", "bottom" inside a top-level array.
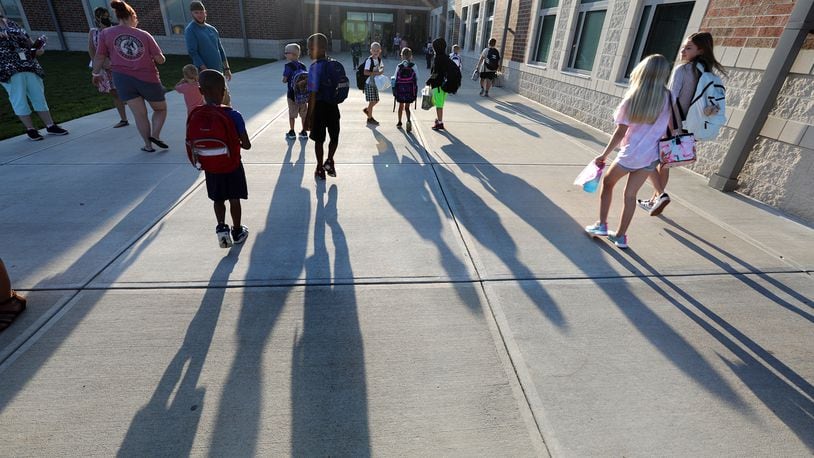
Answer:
[
  {"left": 175, "top": 81, "right": 204, "bottom": 115},
  {"left": 96, "top": 25, "right": 162, "bottom": 84},
  {"left": 613, "top": 94, "right": 672, "bottom": 170}
]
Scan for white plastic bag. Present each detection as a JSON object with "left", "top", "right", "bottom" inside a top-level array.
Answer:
[
  {"left": 374, "top": 74, "right": 391, "bottom": 91},
  {"left": 421, "top": 86, "right": 433, "bottom": 110},
  {"left": 573, "top": 161, "right": 604, "bottom": 193}
]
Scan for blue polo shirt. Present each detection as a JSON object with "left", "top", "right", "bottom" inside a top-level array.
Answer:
[{"left": 184, "top": 21, "right": 227, "bottom": 71}]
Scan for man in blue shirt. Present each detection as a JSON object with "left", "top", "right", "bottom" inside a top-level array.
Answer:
[{"left": 184, "top": 1, "right": 231, "bottom": 82}]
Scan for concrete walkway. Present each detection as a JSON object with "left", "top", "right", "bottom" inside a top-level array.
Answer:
[{"left": 0, "top": 54, "right": 812, "bottom": 456}]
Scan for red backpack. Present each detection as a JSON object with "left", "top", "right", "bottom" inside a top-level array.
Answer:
[{"left": 185, "top": 104, "right": 242, "bottom": 173}]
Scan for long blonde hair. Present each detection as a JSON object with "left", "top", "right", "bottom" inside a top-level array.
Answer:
[{"left": 624, "top": 54, "right": 671, "bottom": 124}]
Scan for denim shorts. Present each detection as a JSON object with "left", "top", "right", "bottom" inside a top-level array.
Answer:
[
  {"left": 615, "top": 159, "right": 660, "bottom": 172},
  {"left": 112, "top": 72, "right": 166, "bottom": 102},
  {"left": 0, "top": 71, "right": 49, "bottom": 116}
]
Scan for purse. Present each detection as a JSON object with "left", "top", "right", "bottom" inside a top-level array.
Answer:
[
  {"left": 421, "top": 86, "right": 433, "bottom": 110},
  {"left": 658, "top": 93, "right": 697, "bottom": 168}
]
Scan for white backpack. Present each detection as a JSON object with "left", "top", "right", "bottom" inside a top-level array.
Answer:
[{"left": 683, "top": 62, "right": 726, "bottom": 140}]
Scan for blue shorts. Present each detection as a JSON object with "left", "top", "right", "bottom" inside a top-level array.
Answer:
[
  {"left": 112, "top": 72, "right": 166, "bottom": 102},
  {"left": 615, "top": 159, "right": 659, "bottom": 172},
  {"left": 205, "top": 162, "right": 248, "bottom": 201},
  {"left": 1, "top": 71, "right": 49, "bottom": 116}
]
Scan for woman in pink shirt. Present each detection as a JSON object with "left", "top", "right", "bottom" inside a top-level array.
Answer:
[{"left": 91, "top": 0, "right": 168, "bottom": 152}]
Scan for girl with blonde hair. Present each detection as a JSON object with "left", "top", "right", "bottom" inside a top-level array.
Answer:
[{"left": 585, "top": 54, "right": 673, "bottom": 248}]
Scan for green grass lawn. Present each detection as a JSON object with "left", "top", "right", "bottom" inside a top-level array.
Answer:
[{"left": 0, "top": 52, "right": 274, "bottom": 140}]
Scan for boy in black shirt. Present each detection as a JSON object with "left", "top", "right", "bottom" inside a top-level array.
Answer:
[{"left": 426, "top": 38, "right": 452, "bottom": 131}]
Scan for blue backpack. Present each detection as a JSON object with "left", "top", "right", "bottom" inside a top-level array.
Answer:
[
  {"left": 289, "top": 70, "right": 309, "bottom": 105},
  {"left": 318, "top": 59, "right": 350, "bottom": 104}
]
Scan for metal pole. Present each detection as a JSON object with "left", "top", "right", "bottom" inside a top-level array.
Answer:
[
  {"left": 45, "top": 0, "right": 67, "bottom": 51},
  {"left": 709, "top": 0, "right": 814, "bottom": 192},
  {"left": 237, "top": 0, "right": 250, "bottom": 58}
]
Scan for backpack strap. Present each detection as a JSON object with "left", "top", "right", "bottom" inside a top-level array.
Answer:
[{"left": 666, "top": 91, "right": 682, "bottom": 138}]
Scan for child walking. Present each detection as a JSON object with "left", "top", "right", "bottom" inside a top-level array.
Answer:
[
  {"left": 175, "top": 64, "right": 204, "bottom": 115},
  {"left": 426, "top": 38, "right": 452, "bottom": 131},
  {"left": 362, "top": 42, "right": 384, "bottom": 125},
  {"left": 449, "top": 44, "right": 462, "bottom": 71},
  {"left": 282, "top": 43, "right": 308, "bottom": 139},
  {"left": 394, "top": 47, "right": 417, "bottom": 133},
  {"left": 195, "top": 69, "right": 252, "bottom": 248},
  {"left": 638, "top": 32, "right": 726, "bottom": 216},
  {"left": 585, "top": 55, "right": 673, "bottom": 249},
  {"left": 304, "top": 33, "right": 341, "bottom": 181}
]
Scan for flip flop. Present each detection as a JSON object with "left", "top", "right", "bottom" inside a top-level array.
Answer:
[
  {"left": 141, "top": 146, "right": 156, "bottom": 153},
  {"left": 113, "top": 120, "right": 129, "bottom": 128},
  {"left": 0, "top": 291, "right": 26, "bottom": 315},
  {"left": 149, "top": 137, "right": 169, "bottom": 149}
]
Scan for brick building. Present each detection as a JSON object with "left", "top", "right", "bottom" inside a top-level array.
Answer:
[
  {"left": 1, "top": 0, "right": 438, "bottom": 57},
  {"left": 444, "top": 0, "right": 814, "bottom": 223}
]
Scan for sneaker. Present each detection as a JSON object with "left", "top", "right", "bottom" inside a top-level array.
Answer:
[
  {"left": 232, "top": 225, "right": 249, "bottom": 244},
  {"left": 431, "top": 122, "right": 445, "bottom": 131},
  {"left": 479, "top": 88, "right": 484, "bottom": 96},
  {"left": 315, "top": 166, "right": 326, "bottom": 181},
  {"left": 367, "top": 118, "right": 380, "bottom": 125},
  {"left": 484, "top": 91, "right": 490, "bottom": 97},
  {"left": 608, "top": 232, "right": 628, "bottom": 249},
  {"left": 299, "top": 130, "right": 308, "bottom": 138},
  {"left": 396, "top": 122, "right": 403, "bottom": 129},
  {"left": 637, "top": 198, "right": 654, "bottom": 212},
  {"left": 649, "top": 193, "right": 671, "bottom": 216},
  {"left": 323, "top": 159, "right": 336, "bottom": 177},
  {"left": 26, "top": 129, "right": 44, "bottom": 141},
  {"left": 46, "top": 124, "right": 68, "bottom": 136},
  {"left": 286, "top": 130, "right": 296, "bottom": 139},
  {"left": 406, "top": 120, "right": 412, "bottom": 132},
  {"left": 585, "top": 222, "right": 608, "bottom": 237},
  {"left": 216, "top": 223, "right": 233, "bottom": 248}
]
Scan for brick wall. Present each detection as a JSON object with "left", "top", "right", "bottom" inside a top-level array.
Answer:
[
  {"left": 19, "top": 0, "right": 53, "bottom": 30},
  {"left": 701, "top": 0, "right": 795, "bottom": 48},
  {"left": 509, "top": 0, "right": 532, "bottom": 62}
]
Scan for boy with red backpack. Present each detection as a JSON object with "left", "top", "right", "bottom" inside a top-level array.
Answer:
[
  {"left": 185, "top": 69, "right": 252, "bottom": 248},
  {"left": 393, "top": 47, "right": 418, "bottom": 133}
]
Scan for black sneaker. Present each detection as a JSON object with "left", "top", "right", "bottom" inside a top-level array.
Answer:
[
  {"left": 26, "top": 129, "right": 44, "bottom": 141},
  {"left": 232, "top": 225, "right": 249, "bottom": 244},
  {"left": 367, "top": 118, "right": 380, "bottom": 125},
  {"left": 286, "top": 130, "right": 296, "bottom": 139},
  {"left": 216, "top": 223, "right": 232, "bottom": 248},
  {"left": 323, "top": 159, "right": 336, "bottom": 177},
  {"left": 299, "top": 130, "right": 308, "bottom": 138},
  {"left": 46, "top": 124, "right": 68, "bottom": 136}
]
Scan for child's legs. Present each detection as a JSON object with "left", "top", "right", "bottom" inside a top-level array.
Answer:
[
  {"left": 651, "top": 164, "right": 670, "bottom": 197},
  {"left": 109, "top": 89, "right": 127, "bottom": 121},
  {"left": 436, "top": 107, "right": 443, "bottom": 122},
  {"left": 213, "top": 200, "right": 227, "bottom": 224},
  {"left": 314, "top": 141, "right": 325, "bottom": 166},
  {"left": 617, "top": 169, "right": 651, "bottom": 236},
  {"left": 398, "top": 103, "right": 404, "bottom": 122},
  {"left": 289, "top": 117, "right": 295, "bottom": 130},
  {"left": 599, "top": 163, "right": 628, "bottom": 225},
  {"left": 367, "top": 100, "right": 378, "bottom": 116},
  {"left": 228, "top": 199, "right": 241, "bottom": 228},
  {"left": 405, "top": 104, "right": 411, "bottom": 120},
  {"left": 326, "top": 114, "right": 340, "bottom": 162}
]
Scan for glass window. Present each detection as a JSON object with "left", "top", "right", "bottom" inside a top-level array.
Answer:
[
  {"left": 568, "top": 1, "right": 607, "bottom": 72},
  {"left": 163, "top": 0, "right": 193, "bottom": 35},
  {"left": 481, "top": 0, "right": 494, "bottom": 50},
  {"left": 534, "top": 15, "right": 557, "bottom": 63},
  {"left": 0, "top": 0, "right": 25, "bottom": 26},
  {"left": 470, "top": 3, "right": 480, "bottom": 51},
  {"left": 461, "top": 7, "right": 468, "bottom": 49},
  {"left": 347, "top": 12, "right": 367, "bottom": 22},
  {"left": 446, "top": 10, "right": 455, "bottom": 43},
  {"left": 625, "top": 2, "right": 695, "bottom": 77}
]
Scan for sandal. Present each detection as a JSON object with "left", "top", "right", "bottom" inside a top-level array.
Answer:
[
  {"left": 113, "top": 120, "right": 129, "bottom": 128},
  {"left": 323, "top": 159, "right": 336, "bottom": 177},
  {"left": 0, "top": 291, "right": 26, "bottom": 315},
  {"left": 141, "top": 146, "right": 156, "bottom": 153},
  {"left": 149, "top": 137, "right": 169, "bottom": 149}
]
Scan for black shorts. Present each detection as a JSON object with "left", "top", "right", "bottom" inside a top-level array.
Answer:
[
  {"left": 309, "top": 101, "right": 341, "bottom": 144},
  {"left": 480, "top": 71, "right": 497, "bottom": 80},
  {"left": 205, "top": 162, "right": 248, "bottom": 201}
]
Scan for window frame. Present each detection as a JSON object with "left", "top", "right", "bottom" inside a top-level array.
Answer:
[
  {"left": 0, "top": 0, "right": 30, "bottom": 31},
  {"left": 159, "top": 0, "right": 193, "bottom": 36},
  {"left": 481, "top": 0, "right": 495, "bottom": 51},
  {"left": 460, "top": 6, "right": 468, "bottom": 50},
  {"left": 469, "top": 3, "right": 480, "bottom": 51},
  {"left": 622, "top": 0, "right": 696, "bottom": 80},
  {"left": 529, "top": 0, "right": 559, "bottom": 66},
  {"left": 566, "top": 0, "right": 608, "bottom": 74}
]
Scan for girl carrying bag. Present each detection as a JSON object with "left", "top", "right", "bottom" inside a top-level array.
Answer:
[{"left": 658, "top": 93, "right": 697, "bottom": 168}]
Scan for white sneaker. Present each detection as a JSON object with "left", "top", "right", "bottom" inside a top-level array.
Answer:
[
  {"left": 649, "top": 193, "right": 671, "bottom": 216},
  {"left": 216, "top": 224, "right": 233, "bottom": 248},
  {"left": 637, "top": 198, "right": 654, "bottom": 212}
]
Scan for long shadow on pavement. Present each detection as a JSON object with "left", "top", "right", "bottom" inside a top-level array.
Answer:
[
  {"left": 291, "top": 183, "right": 371, "bottom": 456},
  {"left": 600, "top": 244, "right": 814, "bottom": 450},
  {"left": 432, "top": 130, "right": 746, "bottom": 408},
  {"left": 207, "top": 139, "right": 310, "bottom": 455},
  {"left": 118, "top": 250, "right": 242, "bottom": 456}
]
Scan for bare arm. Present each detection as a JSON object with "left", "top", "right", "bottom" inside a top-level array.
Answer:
[
  {"left": 595, "top": 124, "right": 628, "bottom": 166},
  {"left": 304, "top": 92, "right": 316, "bottom": 131},
  {"left": 239, "top": 130, "right": 251, "bottom": 150},
  {"left": 88, "top": 33, "right": 96, "bottom": 60},
  {"left": 153, "top": 53, "right": 166, "bottom": 65}
]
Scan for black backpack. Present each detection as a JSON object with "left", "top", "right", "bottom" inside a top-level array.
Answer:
[
  {"left": 485, "top": 47, "right": 500, "bottom": 71},
  {"left": 442, "top": 57, "right": 462, "bottom": 94},
  {"left": 355, "top": 57, "right": 378, "bottom": 90}
]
